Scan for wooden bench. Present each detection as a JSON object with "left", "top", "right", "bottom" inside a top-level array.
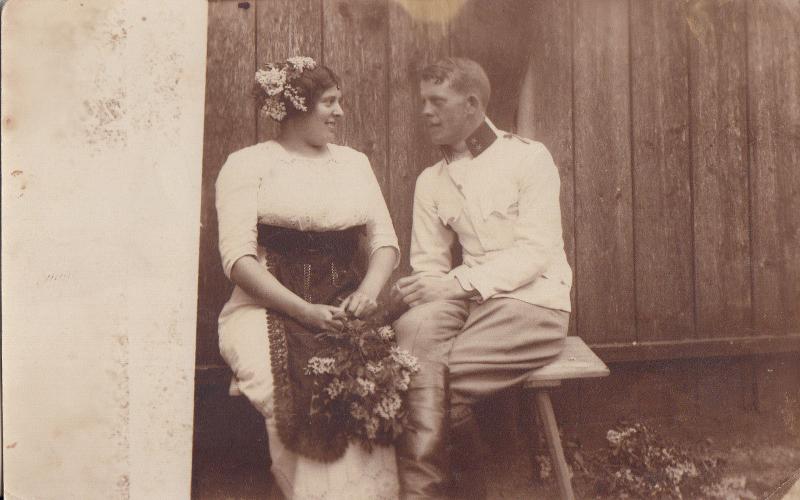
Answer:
[
  {"left": 523, "top": 336, "right": 610, "bottom": 500},
  {"left": 227, "top": 336, "right": 609, "bottom": 499}
]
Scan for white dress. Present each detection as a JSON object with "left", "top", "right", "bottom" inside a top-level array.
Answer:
[{"left": 215, "top": 140, "right": 401, "bottom": 500}]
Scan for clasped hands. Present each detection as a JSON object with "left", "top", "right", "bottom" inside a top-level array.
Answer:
[
  {"left": 298, "top": 289, "right": 378, "bottom": 331},
  {"left": 298, "top": 276, "right": 469, "bottom": 331}
]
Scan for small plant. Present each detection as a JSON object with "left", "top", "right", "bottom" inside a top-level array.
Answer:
[
  {"left": 531, "top": 422, "right": 727, "bottom": 498},
  {"left": 590, "top": 422, "right": 723, "bottom": 498},
  {"left": 700, "top": 475, "right": 757, "bottom": 500}
]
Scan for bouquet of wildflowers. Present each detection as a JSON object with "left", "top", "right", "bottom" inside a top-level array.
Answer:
[{"left": 304, "top": 318, "right": 419, "bottom": 450}]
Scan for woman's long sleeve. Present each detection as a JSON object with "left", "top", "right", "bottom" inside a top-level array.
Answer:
[
  {"left": 216, "top": 151, "right": 260, "bottom": 279},
  {"left": 359, "top": 153, "right": 400, "bottom": 268}
]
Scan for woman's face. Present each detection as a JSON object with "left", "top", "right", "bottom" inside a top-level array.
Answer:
[{"left": 299, "top": 86, "right": 344, "bottom": 147}]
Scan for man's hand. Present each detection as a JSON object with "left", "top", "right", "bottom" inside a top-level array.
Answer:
[{"left": 392, "top": 275, "right": 473, "bottom": 308}]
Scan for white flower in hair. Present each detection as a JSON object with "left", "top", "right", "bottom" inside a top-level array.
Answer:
[
  {"left": 284, "top": 85, "right": 308, "bottom": 112},
  {"left": 256, "top": 66, "right": 286, "bottom": 96},
  {"left": 255, "top": 56, "right": 319, "bottom": 121},
  {"left": 287, "top": 56, "right": 317, "bottom": 71},
  {"left": 261, "top": 99, "right": 287, "bottom": 121}
]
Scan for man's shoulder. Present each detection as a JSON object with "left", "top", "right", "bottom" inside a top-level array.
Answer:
[
  {"left": 495, "top": 131, "right": 548, "bottom": 155},
  {"left": 490, "top": 132, "right": 556, "bottom": 173},
  {"left": 416, "top": 160, "right": 445, "bottom": 184}
]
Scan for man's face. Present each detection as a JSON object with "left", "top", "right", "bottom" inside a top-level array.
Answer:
[{"left": 419, "top": 79, "right": 475, "bottom": 146}]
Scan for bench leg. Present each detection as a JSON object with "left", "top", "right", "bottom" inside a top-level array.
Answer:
[{"left": 533, "top": 389, "right": 575, "bottom": 500}]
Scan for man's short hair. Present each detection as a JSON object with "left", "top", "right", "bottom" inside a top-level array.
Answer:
[{"left": 420, "top": 57, "right": 491, "bottom": 110}]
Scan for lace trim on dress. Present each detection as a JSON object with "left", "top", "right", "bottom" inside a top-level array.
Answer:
[
  {"left": 256, "top": 143, "right": 372, "bottom": 231},
  {"left": 270, "top": 140, "right": 340, "bottom": 170}
]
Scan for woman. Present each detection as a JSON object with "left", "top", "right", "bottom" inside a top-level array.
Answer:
[{"left": 216, "top": 56, "right": 401, "bottom": 499}]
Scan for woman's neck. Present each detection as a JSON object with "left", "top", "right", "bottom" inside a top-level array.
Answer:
[{"left": 276, "top": 124, "right": 329, "bottom": 159}]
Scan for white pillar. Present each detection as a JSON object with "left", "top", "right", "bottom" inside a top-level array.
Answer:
[{"left": 1, "top": 1, "right": 207, "bottom": 498}]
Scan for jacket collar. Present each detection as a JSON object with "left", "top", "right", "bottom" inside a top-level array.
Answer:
[{"left": 439, "top": 118, "right": 499, "bottom": 164}]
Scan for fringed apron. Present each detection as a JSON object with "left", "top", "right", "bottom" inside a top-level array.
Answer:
[{"left": 259, "top": 224, "right": 365, "bottom": 462}]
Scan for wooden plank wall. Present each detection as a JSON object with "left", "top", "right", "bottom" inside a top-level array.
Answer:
[{"left": 197, "top": 0, "right": 800, "bottom": 370}]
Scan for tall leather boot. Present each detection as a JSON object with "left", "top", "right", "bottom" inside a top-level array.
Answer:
[
  {"left": 397, "top": 360, "right": 450, "bottom": 500},
  {"left": 447, "top": 410, "right": 488, "bottom": 500}
]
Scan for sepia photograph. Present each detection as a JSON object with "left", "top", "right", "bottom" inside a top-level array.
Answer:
[{"left": 2, "top": 0, "right": 799, "bottom": 499}]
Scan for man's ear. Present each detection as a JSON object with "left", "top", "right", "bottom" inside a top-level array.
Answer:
[{"left": 466, "top": 94, "right": 481, "bottom": 114}]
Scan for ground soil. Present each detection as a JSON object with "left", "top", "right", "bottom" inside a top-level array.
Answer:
[
  {"left": 483, "top": 412, "right": 800, "bottom": 499},
  {"left": 192, "top": 409, "right": 800, "bottom": 499}
]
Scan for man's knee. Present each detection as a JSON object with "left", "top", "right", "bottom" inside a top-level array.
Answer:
[
  {"left": 394, "top": 301, "right": 439, "bottom": 341},
  {"left": 393, "top": 300, "right": 467, "bottom": 357}
]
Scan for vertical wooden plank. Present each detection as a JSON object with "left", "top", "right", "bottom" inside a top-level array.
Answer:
[
  {"left": 255, "top": 0, "right": 322, "bottom": 142},
  {"left": 323, "top": 0, "right": 390, "bottom": 192},
  {"left": 747, "top": 0, "right": 800, "bottom": 334},
  {"left": 516, "top": 0, "right": 576, "bottom": 333},
  {"left": 196, "top": 0, "right": 257, "bottom": 367},
  {"left": 450, "top": 0, "right": 537, "bottom": 131},
  {"left": 630, "top": 0, "right": 695, "bottom": 340},
  {"left": 573, "top": 0, "right": 635, "bottom": 343},
  {"left": 688, "top": 0, "right": 752, "bottom": 336},
  {"left": 387, "top": 3, "right": 449, "bottom": 275}
]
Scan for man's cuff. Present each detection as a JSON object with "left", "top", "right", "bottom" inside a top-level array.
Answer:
[{"left": 449, "top": 266, "right": 491, "bottom": 301}]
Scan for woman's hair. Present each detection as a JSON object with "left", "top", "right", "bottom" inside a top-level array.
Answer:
[
  {"left": 255, "top": 59, "right": 340, "bottom": 122},
  {"left": 286, "top": 64, "right": 341, "bottom": 112},
  {"left": 420, "top": 57, "right": 491, "bottom": 110}
]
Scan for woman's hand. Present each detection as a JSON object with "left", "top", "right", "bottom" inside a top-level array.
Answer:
[
  {"left": 340, "top": 289, "right": 379, "bottom": 319},
  {"left": 297, "top": 303, "right": 348, "bottom": 331}
]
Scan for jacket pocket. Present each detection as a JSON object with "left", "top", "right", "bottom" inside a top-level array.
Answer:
[
  {"left": 479, "top": 186, "right": 519, "bottom": 221},
  {"left": 474, "top": 186, "right": 517, "bottom": 250},
  {"left": 436, "top": 199, "right": 463, "bottom": 228}
]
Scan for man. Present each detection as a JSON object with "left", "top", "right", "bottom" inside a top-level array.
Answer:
[{"left": 393, "top": 57, "right": 572, "bottom": 499}]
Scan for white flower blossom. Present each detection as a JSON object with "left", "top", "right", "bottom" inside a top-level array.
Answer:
[
  {"left": 283, "top": 85, "right": 307, "bottom": 112},
  {"left": 287, "top": 56, "right": 317, "bottom": 71},
  {"left": 606, "top": 427, "right": 637, "bottom": 447},
  {"left": 255, "top": 66, "right": 287, "bottom": 96},
  {"left": 375, "top": 393, "right": 402, "bottom": 420},
  {"left": 356, "top": 377, "right": 376, "bottom": 397},
  {"left": 390, "top": 346, "right": 419, "bottom": 372},
  {"left": 325, "top": 378, "right": 345, "bottom": 399},
  {"left": 256, "top": 56, "right": 316, "bottom": 121},
  {"left": 665, "top": 461, "right": 698, "bottom": 483},
  {"left": 377, "top": 325, "right": 395, "bottom": 340},
  {"left": 305, "top": 356, "right": 336, "bottom": 375},
  {"left": 394, "top": 370, "right": 411, "bottom": 391},
  {"left": 261, "top": 99, "right": 286, "bottom": 121},
  {"left": 366, "top": 361, "right": 384, "bottom": 375}
]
